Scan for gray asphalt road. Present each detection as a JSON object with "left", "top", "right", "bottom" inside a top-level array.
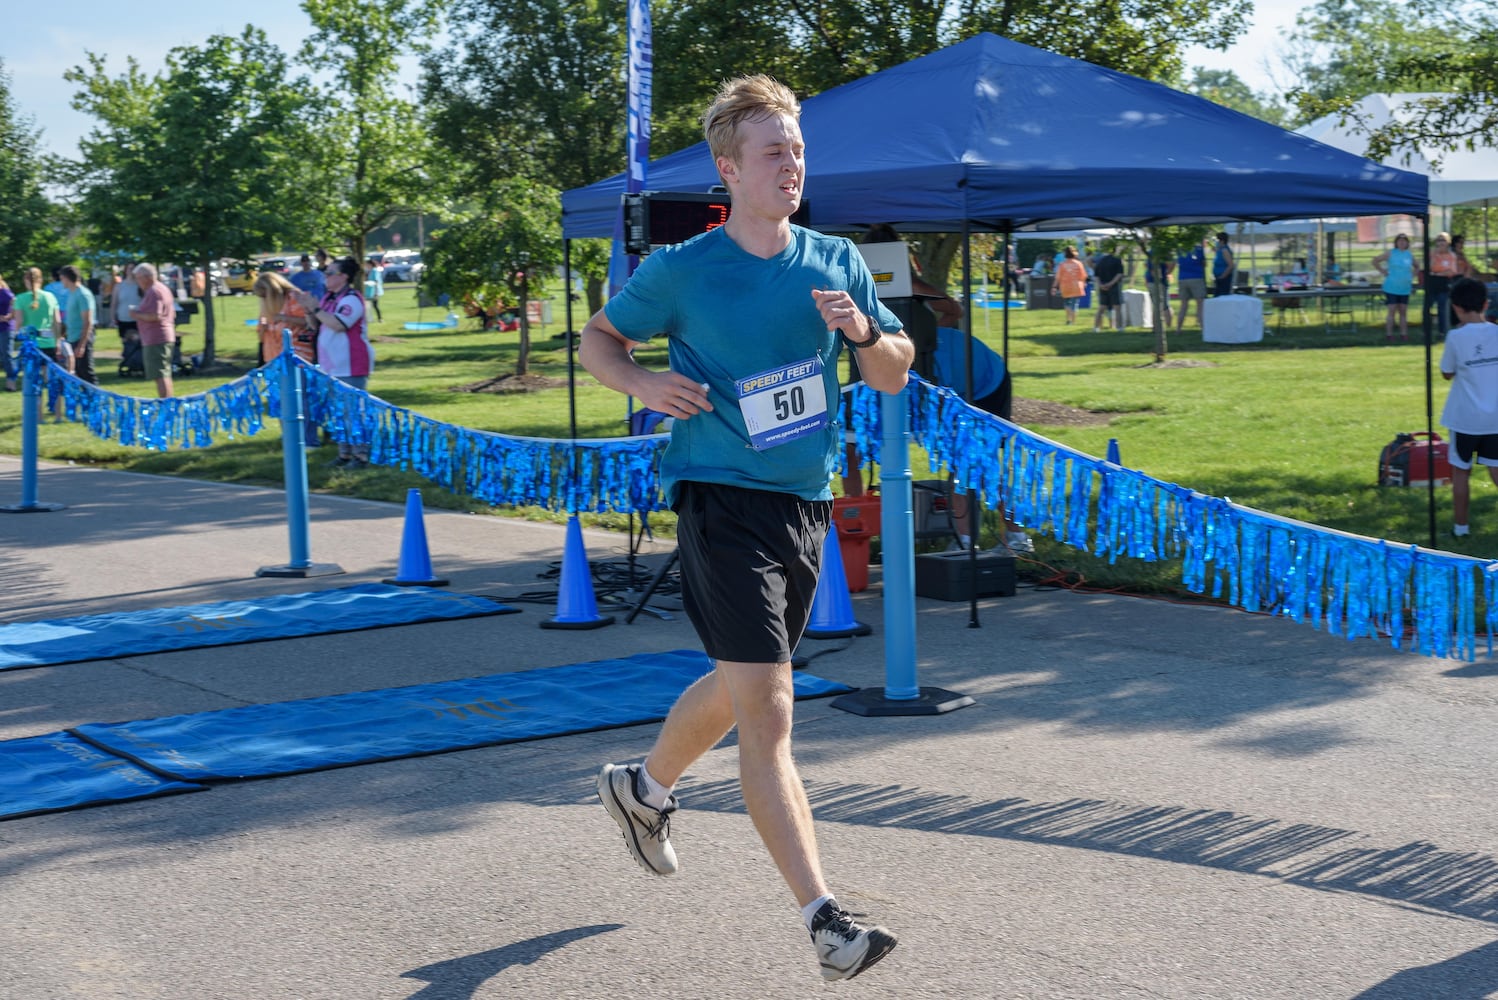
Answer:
[{"left": 2, "top": 458, "right": 1495, "bottom": 999}]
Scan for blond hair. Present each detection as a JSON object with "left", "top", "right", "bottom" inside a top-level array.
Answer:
[
  {"left": 252, "top": 271, "right": 297, "bottom": 319},
  {"left": 702, "top": 75, "right": 800, "bottom": 167}
]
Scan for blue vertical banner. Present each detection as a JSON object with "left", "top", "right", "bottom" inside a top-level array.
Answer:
[{"left": 609, "top": 0, "right": 652, "bottom": 296}]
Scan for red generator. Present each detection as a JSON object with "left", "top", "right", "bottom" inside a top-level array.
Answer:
[{"left": 1378, "top": 431, "right": 1452, "bottom": 488}]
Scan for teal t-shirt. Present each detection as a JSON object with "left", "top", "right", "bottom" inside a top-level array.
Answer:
[
  {"left": 605, "top": 225, "right": 900, "bottom": 504},
  {"left": 63, "top": 285, "right": 95, "bottom": 343},
  {"left": 1383, "top": 248, "right": 1415, "bottom": 296}
]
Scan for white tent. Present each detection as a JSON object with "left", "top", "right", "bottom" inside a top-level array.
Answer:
[{"left": 1296, "top": 93, "right": 1498, "bottom": 207}]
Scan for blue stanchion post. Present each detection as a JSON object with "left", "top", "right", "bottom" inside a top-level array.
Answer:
[
  {"left": 831, "top": 383, "right": 973, "bottom": 716},
  {"left": 257, "top": 334, "right": 342, "bottom": 578},
  {"left": 2, "top": 339, "right": 65, "bottom": 513}
]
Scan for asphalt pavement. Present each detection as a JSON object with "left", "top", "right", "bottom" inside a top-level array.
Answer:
[{"left": 2, "top": 455, "right": 1496, "bottom": 1000}]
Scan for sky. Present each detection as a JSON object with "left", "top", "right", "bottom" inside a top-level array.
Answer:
[{"left": 5, "top": 0, "right": 1304, "bottom": 163}]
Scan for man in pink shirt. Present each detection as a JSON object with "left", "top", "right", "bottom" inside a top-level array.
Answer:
[{"left": 129, "top": 263, "right": 177, "bottom": 398}]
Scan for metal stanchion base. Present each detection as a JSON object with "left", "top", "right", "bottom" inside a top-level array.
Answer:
[
  {"left": 256, "top": 562, "right": 345, "bottom": 578},
  {"left": 831, "top": 686, "right": 975, "bottom": 717},
  {"left": 0, "top": 502, "right": 66, "bottom": 513}
]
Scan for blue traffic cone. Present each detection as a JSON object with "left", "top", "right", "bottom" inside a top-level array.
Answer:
[
  {"left": 1106, "top": 438, "right": 1121, "bottom": 464},
  {"left": 541, "top": 515, "right": 615, "bottom": 630},
  {"left": 802, "top": 529, "right": 872, "bottom": 640},
  {"left": 383, "top": 488, "right": 449, "bottom": 586}
]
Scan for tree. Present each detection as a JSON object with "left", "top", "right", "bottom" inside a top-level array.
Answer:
[
  {"left": 298, "top": 0, "right": 449, "bottom": 265},
  {"left": 66, "top": 31, "right": 311, "bottom": 366},
  {"left": 1181, "top": 68, "right": 1287, "bottom": 125},
  {"left": 1116, "top": 225, "right": 1213, "bottom": 362},
  {"left": 428, "top": 0, "right": 1254, "bottom": 294},
  {"left": 0, "top": 59, "right": 66, "bottom": 279},
  {"left": 420, "top": 180, "right": 564, "bottom": 375},
  {"left": 1284, "top": 0, "right": 1463, "bottom": 116}
]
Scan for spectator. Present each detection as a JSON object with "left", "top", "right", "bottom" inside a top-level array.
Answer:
[
  {"left": 43, "top": 267, "right": 68, "bottom": 313},
  {"left": 113, "top": 261, "right": 142, "bottom": 351},
  {"left": 289, "top": 254, "right": 326, "bottom": 299},
  {"left": 97, "top": 268, "right": 115, "bottom": 330},
  {"left": 0, "top": 272, "right": 14, "bottom": 392},
  {"left": 929, "top": 324, "right": 1033, "bottom": 553},
  {"left": 1453, "top": 234, "right": 1478, "bottom": 279},
  {"left": 1211, "top": 232, "right": 1235, "bottom": 297},
  {"left": 364, "top": 257, "right": 384, "bottom": 322},
  {"left": 1441, "top": 277, "right": 1498, "bottom": 537},
  {"left": 58, "top": 265, "right": 98, "bottom": 385},
  {"left": 15, "top": 267, "right": 61, "bottom": 361},
  {"left": 252, "top": 271, "right": 315, "bottom": 365},
  {"left": 292, "top": 255, "right": 372, "bottom": 469},
  {"left": 1051, "top": 245, "right": 1088, "bottom": 325},
  {"left": 1428, "top": 232, "right": 1461, "bottom": 337},
  {"left": 129, "top": 263, "right": 177, "bottom": 399},
  {"left": 1175, "top": 241, "right": 1207, "bottom": 331},
  {"left": 1373, "top": 234, "right": 1417, "bottom": 342},
  {"left": 1091, "top": 247, "right": 1126, "bottom": 332}
]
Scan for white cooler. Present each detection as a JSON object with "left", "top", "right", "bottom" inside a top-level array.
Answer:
[
  {"left": 1123, "top": 288, "right": 1152, "bottom": 329},
  {"left": 1202, "top": 295, "right": 1264, "bottom": 343}
]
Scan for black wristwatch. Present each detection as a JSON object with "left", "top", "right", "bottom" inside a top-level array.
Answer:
[{"left": 846, "top": 317, "right": 883, "bottom": 350}]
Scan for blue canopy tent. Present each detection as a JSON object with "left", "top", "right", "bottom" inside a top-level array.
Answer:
[
  {"left": 562, "top": 33, "right": 1427, "bottom": 237},
  {"left": 560, "top": 34, "right": 1433, "bottom": 705}
]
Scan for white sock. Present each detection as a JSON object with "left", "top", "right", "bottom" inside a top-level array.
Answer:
[
  {"left": 802, "top": 894, "right": 836, "bottom": 930},
  {"left": 637, "top": 763, "right": 673, "bottom": 810}
]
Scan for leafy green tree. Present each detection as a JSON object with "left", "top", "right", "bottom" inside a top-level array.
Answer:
[
  {"left": 298, "top": 0, "right": 449, "bottom": 264},
  {"left": 66, "top": 31, "right": 311, "bottom": 366},
  {"left": 0, "top": 59, "right": 67, "bottom": 280},
  {"left": 421, "top": 180, "right": 563, "bottom": 375},
  {"left": 1284, "top": 0, "right": 1462, "bottom": 116},
  {"left": 1181, "top": 68, "right": 1287, "bottom": 125},
  {"left": 1116, "top": 225, "right": 1213, "bottom": 362}
]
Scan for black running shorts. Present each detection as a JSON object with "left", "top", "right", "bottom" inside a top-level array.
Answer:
[
  {"left": 1450, "top": 431, "right": 1498, "bottom": 470},
  {"left": 673, "top": 480, "right": 832, "bottom": 664}
]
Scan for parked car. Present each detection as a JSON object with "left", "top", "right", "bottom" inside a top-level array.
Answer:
[
  {"left": 224, "top": 264, "right": 258, "bottom": 295},
  {"left": 261, "top": 258, "right": 290, "bottom": 275},
  {"left": 384, "top": 252, "right": 422, "bottom": 282}
]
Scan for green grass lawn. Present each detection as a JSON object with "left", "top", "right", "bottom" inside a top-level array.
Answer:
[{"left": 0, "top": 277, "right": 1482, "bottom": 592}]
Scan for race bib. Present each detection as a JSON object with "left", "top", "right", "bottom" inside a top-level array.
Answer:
[{"left": 735, "top": 356, "right": 828, "bottom": 451}]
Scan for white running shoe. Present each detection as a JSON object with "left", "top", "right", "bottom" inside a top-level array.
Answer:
[
  {"left": 597, "top": 763, "right": 679, "bottom": 875},
  {"left": 809, "top": 900, "right": 898, "bottom": 981}
]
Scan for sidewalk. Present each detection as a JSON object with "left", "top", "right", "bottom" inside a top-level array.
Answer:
[{"left": 2, "top": 458, "right": 1496, "bottom": 999}]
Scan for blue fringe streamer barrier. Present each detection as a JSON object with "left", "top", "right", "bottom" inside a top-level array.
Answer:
[{"left": 18, "top": 340, "right": 1498, "bottom": 660}]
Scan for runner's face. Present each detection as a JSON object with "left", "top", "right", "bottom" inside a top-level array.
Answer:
[{"left": 718, "top": 112, "right": 804, "bottom": 223}]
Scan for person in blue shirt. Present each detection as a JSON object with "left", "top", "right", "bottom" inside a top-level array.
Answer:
[
  {"left": 1373, "top": 234, "right": 1417, "bottom": 341},
  {"left": 288, "top": 254, "right": 325, "bottom": 299},
  {"left": 579, "top": 74, "right": 909, "bottom": 983},
  {"left": 1176, "top": 242, "right": 1207, "bottom": 331},
  {"left": 43, "top": 267, "right": 69, "bottom": 313}
]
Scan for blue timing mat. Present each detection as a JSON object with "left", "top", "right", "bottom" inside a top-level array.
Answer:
[
  {"left": 72, "top": 650, "right": 853, "bottom": 781},
  {"left": 0, "top": 732, "right": 206, "bottom": 821},
  {"left": 0, "top": 584, "right": 518, "bottom": 671}
]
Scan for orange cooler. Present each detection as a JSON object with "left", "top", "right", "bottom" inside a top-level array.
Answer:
[{"left": 831, "top": 495, "right": 882, "bottom": 592}]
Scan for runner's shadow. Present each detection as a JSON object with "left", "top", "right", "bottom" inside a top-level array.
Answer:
[
  {"left": 1349, "top": 939, "right": 1498, "bottom": 998},
  {"left": 400, "top": 923, "right": 623, "bottom": 999}
]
